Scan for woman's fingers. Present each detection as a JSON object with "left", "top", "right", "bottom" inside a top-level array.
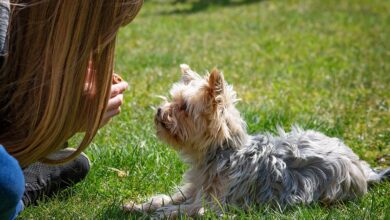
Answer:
[
  {"left": 110, "top": 81, "right": 128, "bottom": 98},
  {"left": 106, "top": 94, "right": 124, "bottom": 112},
  {"left": 99, "top": 75, "right": 128, "bottom": 128}
]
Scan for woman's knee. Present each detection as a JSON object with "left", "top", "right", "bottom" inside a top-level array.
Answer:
[{"left": 0, "top": 146, "right": 25, "bottom": 212}]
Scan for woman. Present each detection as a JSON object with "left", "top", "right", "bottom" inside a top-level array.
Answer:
[{"left": 0, "top": 0, "right": 143, "bottom": 219}]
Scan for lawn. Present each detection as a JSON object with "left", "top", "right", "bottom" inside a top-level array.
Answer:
[{"left": 20, "top": 0, "right": 390, "bottom": 219}]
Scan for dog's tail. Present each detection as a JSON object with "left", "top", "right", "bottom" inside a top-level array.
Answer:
[
  {"left": 367, "top": 167, "right": 390, "bottom": 185},
  {"left": 378, "top": 168, "right": 390, "bottom": 182}
]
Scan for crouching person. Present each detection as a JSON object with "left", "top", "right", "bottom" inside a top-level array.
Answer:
[{"left": 0, "top": 0, "right": 143, "bottom": 218}]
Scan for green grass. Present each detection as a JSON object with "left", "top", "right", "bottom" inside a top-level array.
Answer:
[{"left": 20, "top": 0, "right": 390, "bottom": 219}]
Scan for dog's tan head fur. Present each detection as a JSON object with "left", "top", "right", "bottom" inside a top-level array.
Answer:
[{"left": 155, "top": 64, "right": 248, "bottom": 164}]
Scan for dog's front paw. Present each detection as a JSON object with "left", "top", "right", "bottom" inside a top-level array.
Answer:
[
  {"left": 153, "top": 205, "right": 205, "bottom": 219},
  {"left": 123, "top": 194, "right": 173, "bottom": 214},
  {"left": 122, "top": 201, "right": 143, "bottom": 213},
  {"left": 153, "top": 206, "right": 180, "bottom": 220}
]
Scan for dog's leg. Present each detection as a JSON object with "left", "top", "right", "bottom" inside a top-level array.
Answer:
[
  {"left": 153, "top": 203, "right": 205, "bottom": 219},
  {"left": 170, "top": 183, "right": 197, "bottom": 204},
  {"left": 152, "top": 187, "right": 227, "bottom": 219},
  {"left": 152, "top": 191, "right": 224, "bottom": 219},
  {"left": 123, "top": 183, "right": 197, "bottom": 213},
  {"left": 123, "top": 194, "right": 173, "bottom": 213}
]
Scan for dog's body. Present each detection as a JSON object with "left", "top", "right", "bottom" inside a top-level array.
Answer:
[{"left": 124, "top": 64, "right": 389, "bottom": 218}]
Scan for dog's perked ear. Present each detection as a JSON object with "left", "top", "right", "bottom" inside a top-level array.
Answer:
[
  {"left": 208, "top": 68, "right": 226, "bottom": 108},
  {"left": 180, "top": 64, "right": 200, "bottom": 84}
]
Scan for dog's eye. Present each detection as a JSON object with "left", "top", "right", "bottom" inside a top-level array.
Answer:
[{"left": 179, "top": 102, "right": 187, "bottom": 111}]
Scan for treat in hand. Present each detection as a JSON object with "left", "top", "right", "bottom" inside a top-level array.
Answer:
[{"left": 112, "top": 73, "right": 123, "bottom": 84}]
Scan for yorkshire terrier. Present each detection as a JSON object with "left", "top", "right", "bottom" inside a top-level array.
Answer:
[{"left": 124, "top": 64, "right": 390, "bottom": 218}]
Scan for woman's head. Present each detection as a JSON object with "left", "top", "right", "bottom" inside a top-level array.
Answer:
[{"left": 0, "top": 0, "right": 143, "bottom": 167}]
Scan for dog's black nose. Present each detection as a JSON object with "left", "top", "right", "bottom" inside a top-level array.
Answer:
[{"left": 157, "top": 107, "right": 162, "bottom": 116}]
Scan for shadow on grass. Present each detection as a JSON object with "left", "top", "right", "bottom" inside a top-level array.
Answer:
[{"left": 164, "top": 0, "right": 264, "bottom": 15}]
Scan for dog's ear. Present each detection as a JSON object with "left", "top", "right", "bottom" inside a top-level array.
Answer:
[
  {"left": 208, "top": 68, "right": 225, "bottom": 107},
  {"left": 180, "top": 64, "right": 200, "bottom": 84}
]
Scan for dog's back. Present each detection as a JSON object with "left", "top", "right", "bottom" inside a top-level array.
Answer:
[{"left": 215, "top": 127, "right": 382, "bottom": 206}]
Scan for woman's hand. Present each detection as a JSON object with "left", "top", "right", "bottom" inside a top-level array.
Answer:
[
  {"left": 85, "top": 62, "right": 128, "bottom": 129},
  {"left": 100, "top": 80, "right": 128, "bottom": 127}
]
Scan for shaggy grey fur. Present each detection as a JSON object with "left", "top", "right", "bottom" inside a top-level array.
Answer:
[{"left": 207, "top": 126, "right": 385, "bottom": 207}]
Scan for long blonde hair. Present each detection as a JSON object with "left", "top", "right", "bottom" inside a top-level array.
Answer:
[{"left": 0, "top": 0, "right": 143, "bottom": 167}]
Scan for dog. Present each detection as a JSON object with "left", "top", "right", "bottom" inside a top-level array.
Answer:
[{"left": 124, "top": 64, "right": 390, "bottom": 218}]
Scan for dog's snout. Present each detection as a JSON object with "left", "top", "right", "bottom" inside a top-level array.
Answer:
[{"left": 157, "top": 107, "right": 162, "bottom": 117}]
